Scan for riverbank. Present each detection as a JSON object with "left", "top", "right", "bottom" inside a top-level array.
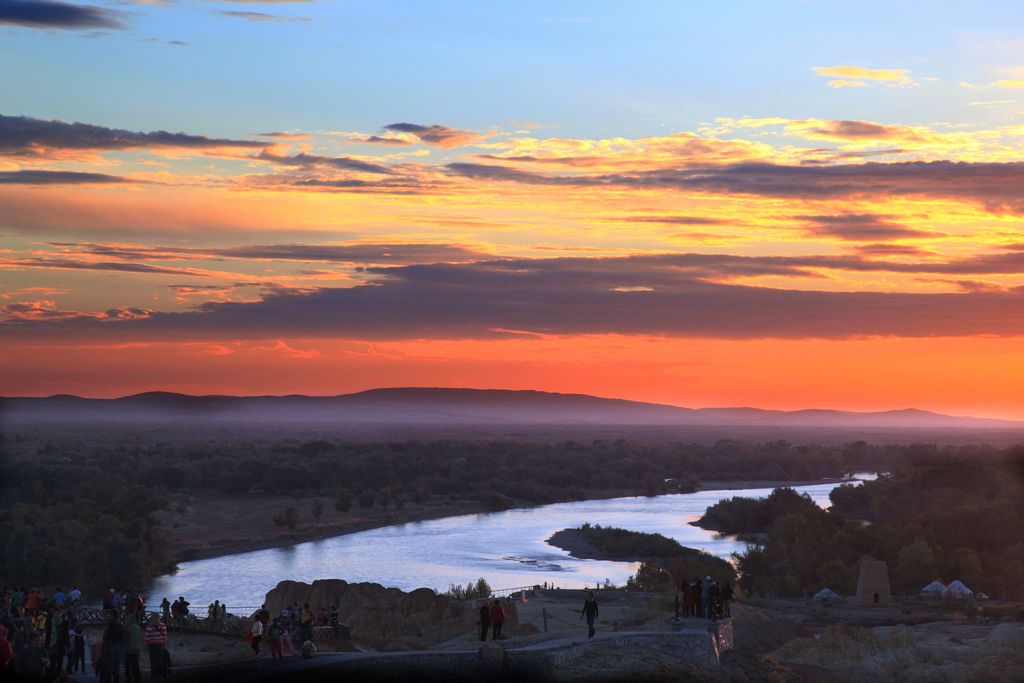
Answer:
[
  {"left": 162, "top": 493, "right": 492, "bottom": 563},
  {"left": 694, "top": 477, "right": 853, "bottom": 492},
  {"left": 163, "top": 478, "right": 856, "bottom": 566}
]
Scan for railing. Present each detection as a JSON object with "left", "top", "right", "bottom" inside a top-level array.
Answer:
[
  {"left": 75, "top": 608, "right": 246, "bottom": 637},
  {"left": 486, "top": 585, "right": 537, "bottom": 599}
]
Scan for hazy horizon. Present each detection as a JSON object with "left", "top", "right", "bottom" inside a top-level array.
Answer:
[{"left": 7, "top": 386, "right": 1024, "bottom": 431}]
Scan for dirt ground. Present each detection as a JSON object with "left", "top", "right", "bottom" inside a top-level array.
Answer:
[{"left": 157, "top": 493, "right": 487, "bottom": 561}]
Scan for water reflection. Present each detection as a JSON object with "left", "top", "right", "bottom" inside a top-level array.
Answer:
[{"left": 149, "top": 478, "right": 864, "bottom": 608}]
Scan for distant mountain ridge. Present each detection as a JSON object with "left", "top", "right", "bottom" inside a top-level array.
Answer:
[{"left": 2, "top": 387, "right": 1021, "bottom": 429}]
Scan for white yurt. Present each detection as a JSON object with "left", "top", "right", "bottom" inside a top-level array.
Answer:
[
  {"left": 921, "top": 580, "right": 946, "bottom": 600},
  {"left": 813, "top": 588, "right": 840, "bottom": 604},
  {"left": 943, "top": 579, "right": 974, "bottom": 601}
]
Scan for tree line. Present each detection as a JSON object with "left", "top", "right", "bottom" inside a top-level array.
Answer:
[
  {"left": 0, "top": 431, "right": 953, "bottom": 591},
  {"left": 731, "top": 446, "right": 1024, "bottom": 600}
]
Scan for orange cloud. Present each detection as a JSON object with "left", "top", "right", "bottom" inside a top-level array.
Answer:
[{"left": 812, "top": 65, "right": 914, "bottom": 86}]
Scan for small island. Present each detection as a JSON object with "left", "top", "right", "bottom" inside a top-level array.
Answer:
[{"left": 547, "top": 523, "right": 734, "bottom": 583}]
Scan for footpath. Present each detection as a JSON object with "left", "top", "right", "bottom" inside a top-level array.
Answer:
[{"left": 62, "top": 619, "right": 731, "bottom": 683}]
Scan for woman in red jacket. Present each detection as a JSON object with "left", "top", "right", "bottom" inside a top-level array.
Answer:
[{"left": 488, "top": 599, "right": 505, "bottom": 640}]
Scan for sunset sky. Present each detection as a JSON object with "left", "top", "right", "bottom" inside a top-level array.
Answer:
[{"left": 3, "top": 1, "right": 1024, "bottom": 416}]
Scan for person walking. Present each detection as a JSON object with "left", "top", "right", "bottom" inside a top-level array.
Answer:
[
  {"left": 478, "top": 601, "right": 491, "bottom": 642},
  {"left": 580, "top": 592, "right": 599, "bottom": 638},
  {"left": 488, "top": 599, "right": 505, "bottom": 641},
  {"left": 144, "top": 613, "right": 168, "bottom": 680},
  {"left": 250, "top": 619, "right": 263, "bottom": 657}
]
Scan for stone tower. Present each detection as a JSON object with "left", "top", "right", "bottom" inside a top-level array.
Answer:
[{"left": 855, "top": 560, "right": 892, "bottom": 605}]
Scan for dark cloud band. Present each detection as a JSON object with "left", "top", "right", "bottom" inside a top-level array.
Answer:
[
  {"left": 0, "top": 0, "right": 123, "bottom": 29},
  {"left": 0, "top": 170, "right": 133, "bottom": 184},
  {"left": 7, "top": 255, "right": 1024, "bottom": 341},
  {"left": 0, "top": 114, "right": 263, "bottom": 156}
]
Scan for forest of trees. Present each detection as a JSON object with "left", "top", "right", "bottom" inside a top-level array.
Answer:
[
  {"left": 693, "top": 487, "right": 822, "bottom": 537},
  {"left": 732, "top": 448, "right": 1024, "bottom": 600},
  {"left": 0, "top": 430, "right": 1012, "bottom": 594},
  {"left": 566, "top": 524, "right": 736, "bottom": 591},
  {"left": 575, "top": 523, "right": 692, "bottom": 559}
]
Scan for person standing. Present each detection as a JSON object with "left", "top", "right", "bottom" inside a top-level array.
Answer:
[
  {"left": 15, "top": 632, "right": 49, "bottom": 682},
  {"left": 67, "top": 623, "right": 86, "bottom": 674},
  {"left": 250, "top": 619, "right": 263, "bottom": 657},
  {"left": 488, "top": 599, "right": 505, "bottom": 641},
  {"left": 123, "top": 615, "right": 142, "bottom": 682},
  {"left": 24, "top": 589, "right": 38, "bottom": 618},
  {"left": 279, "top": 615, "right": 296, "bottom": 656},
  {"left": 55, "top": 613, "right": 70, "bottom": 673},
  {"left": 701, "top": 576, "right": 714, "bottom": 620},
  {"left": 144, "top": 614, "right": 167, "bottom": 679},
  {"left": 101, "top": 613, "right": 126, "bottom": 683},
  {"left": 329, "top": 606, "right": 339, "bottom": 637},
  {"left": 720, "top": 581, "right": 733, "bottom": 617},
  {"left": 298, "top": 604, "right": 314, "bottom": 644},
  {"left": 160, "top": 598, "right": 170, "bottom": 627},
  {"left": 68, "top": 586, "right": 82, "bottom": 622},
  {"left": 580, "top": 592, "right": 599, "bottom": 638},
  {"left": 478, "top": 602, "right": 491, "bottom": 642},
  {"left": 267, "top": 619, "right": 283, "bottom": 662},
  {"left": 0, "top": 625, "right": 13, "bottom": 682}
]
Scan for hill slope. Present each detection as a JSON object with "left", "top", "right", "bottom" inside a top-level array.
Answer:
[{"left": 2, "top": 387, "right": 1021, "bottom": 429}]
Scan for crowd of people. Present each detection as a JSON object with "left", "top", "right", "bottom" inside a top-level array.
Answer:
[
  {"left": 0, "top": 578, "right": 736, "bottom": 680},
  {"left": 246, "top": 602, "right": 339, "bottom": 661},
  {"left": 0, "top": 586, "right": 170, "bottom": 682},
  {"left": 676, "top": 576, "right": 733, "bottom": 620},
  {"left": 1, "top": 586, "right": 88, "bottom": 682}
]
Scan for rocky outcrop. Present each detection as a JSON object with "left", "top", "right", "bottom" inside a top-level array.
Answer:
[
  {"left": 769, "top": 620, "right": 1024, "bottom": 682},
  {"left": 264, "top": 580, "right": 518, "bottom": 647}
]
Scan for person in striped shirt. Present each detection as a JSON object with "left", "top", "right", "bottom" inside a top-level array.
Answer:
[{"left": 144, "top": 613, "right": 168, "bottom": 679}]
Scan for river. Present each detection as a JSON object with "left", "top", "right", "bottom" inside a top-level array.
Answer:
[{"left": 148, "top": 477, "right": 868, "bottom": 609}]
